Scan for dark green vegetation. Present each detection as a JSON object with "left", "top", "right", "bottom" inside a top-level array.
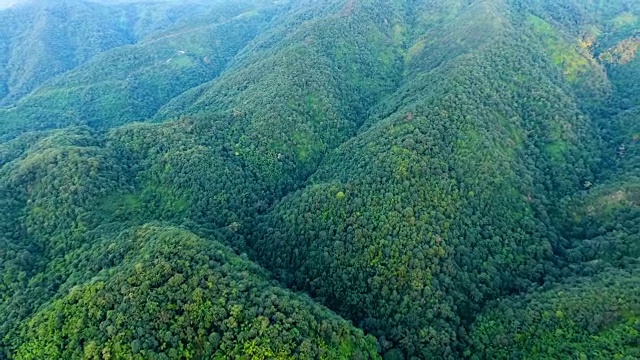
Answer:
[
  {"left": 0, "top": 0, "right": 638, "bottom": 359},
  {"left": 12, "top": 225, "right": 378, "bottom": 359},
  {"left": 468, "top": 269, "right": 640, "bottom": 359}
]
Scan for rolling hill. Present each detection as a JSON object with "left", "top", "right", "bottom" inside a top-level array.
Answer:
[{"left": 0, "top": 0, "right": 638, "bottom": 359}]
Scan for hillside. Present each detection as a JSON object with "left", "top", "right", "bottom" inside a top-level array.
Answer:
[
  {"left": 0, "top": 0, "right": 639, "bottom": 359},
  {"left": 0, "top": 0, "right": 221, "bottom": 106},
  {"left": 11, "top": 224, "right": 378, "bottom": 359}
]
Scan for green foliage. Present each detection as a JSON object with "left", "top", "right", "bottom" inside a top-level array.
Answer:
[
  {"left": 553, "top": 174, "right": 640, "bottom": 277},
  {"left": 468, "top": 269, "right": 640, "bottom": 360},
  {"left": 253, "top": 7, "right": 602, "bottom": 356},
  {"left": 0, "top": 0, "right": 638, "bottom": 359},
  {"left": 0, "top": 0, "right": 218, "bottom": 106},
  {"left": 11, "top": 224, "right": 379, "bottom": 360},
  {"left": 157, "top": 1, "right": 405, "bottom": 188},
  {"left": 0, "top": 1, "right": 273, "bottom": 139},
  {"left": 527, "top": 15, "right": 594, "bottom": 83},
  {"left": 104, "top": 115, "right": 270, "bottom": 237}
]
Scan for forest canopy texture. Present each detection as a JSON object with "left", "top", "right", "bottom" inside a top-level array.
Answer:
[{"left": 0, "top": 0, "right": 639, "bottom": 359}]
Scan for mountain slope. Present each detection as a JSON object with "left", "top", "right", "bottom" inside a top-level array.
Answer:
[
  {"left": 0, "top": 126, "right": 380, "bottom": 359},
  {"left": 0, "top": 0, "right": 277, "bottom": 139},
  {"left": 10, "top": 224, "right": 379, "bottom": 359},
  {"left": 248, "top": 0, "right": 629, "bottom": 356},
  {"left": 0, "top": 0, "right": 638, "bottom": 359},
  {"left": 468, "top": 268, "right": 640, "bottom": 359},
  {"left": 0, "top": 0, "right": 218, "bottom": 106}
]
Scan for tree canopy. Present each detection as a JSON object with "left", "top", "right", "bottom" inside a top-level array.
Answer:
[{"left": 0, "top": 0, "right": 638, "bottom": 359}]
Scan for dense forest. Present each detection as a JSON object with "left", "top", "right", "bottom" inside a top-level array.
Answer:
[{"left": 0, "top": 0, "right": 638, "bottom": 359}]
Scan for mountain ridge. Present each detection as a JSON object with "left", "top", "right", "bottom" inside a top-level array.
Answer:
[{"left": 0, "top": 0, "right": 638, "bottom": 359}]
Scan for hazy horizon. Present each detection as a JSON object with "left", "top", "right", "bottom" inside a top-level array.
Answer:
[{"left": 0, "top": 0, "right": 204, "bottom": 9}]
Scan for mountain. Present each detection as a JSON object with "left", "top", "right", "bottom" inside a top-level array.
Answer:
[
  {"left": 0, "top": 0, "right": 638, "bottom": 359},
  {"left": 468, "top": 268, "right": 640, "bottom": 359},
  {"left": 0, "top": 0, "right": 226, "bottom": 106},
  {"left": 11, "top": 224, "right": 378, "bottom": 359}
]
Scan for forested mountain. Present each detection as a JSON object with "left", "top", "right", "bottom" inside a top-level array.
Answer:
[
  {"left": 0, "top": 0, "right": 222, "bottom": 106},
  {"left": 0, "top": 0, "right": 638, "bottom": 359}
]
